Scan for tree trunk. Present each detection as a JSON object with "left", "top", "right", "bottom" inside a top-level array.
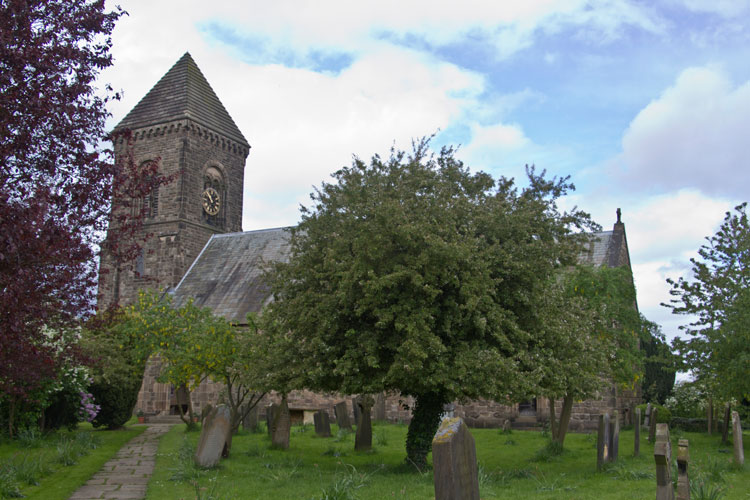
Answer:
[
  {"left": 553, "top": 394, "right": 574, "bottom": 446},
  {"left": 549, "top": 397, "right": 558, "bottom": 440},
  {"left": 707, "top": 396, "right": 713, "bottom": 435},
  {"left": 176, "top": 385, "right": 196, "bottom": 431},
  {"left": 405, "top": 392, "right": 446, "bottom": 470}
]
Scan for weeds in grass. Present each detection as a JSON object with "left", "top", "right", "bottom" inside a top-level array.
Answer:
[
  {"left": 295, "top": 424, "right": 312, "bottom": 434},
  {"left": 74, "top": 431, "right": 100, "bottom": 450},
  {"left": 169, "top": 438, "right": 203, "bottom": 482},
  {"left": 0, "top": 461, "right": 22, "bottom": 499},
  {"left": 374, "top": 429, "right": 388, "bottom": 446},
  {"left": 11, "top": 454, "right": 51, "bottom": 486},
  {"left": 262, "top": 461, "right": 300, "bottom": 481},
  {"left": 322, "top": 446, "right": 348, "bottom": 458},
  {"left": 530, "top": 440, "right": 564, "bottom": 462},
  {"left": 55, "top": 437, "right": 81, "bottom": 466},
  {"left": 504, "top": 438, "right": 517, "bottom": 446},
  {"left": 191, "top": 475, "right": 220, "bottom": 500},
  {"left": 16, "top": 428, "right": 44, "bottom": 449},
  {"left": 604, "top": 462, "right": 653, "bottom": 480},
  {"left": 533, "top": 471, "right": 576, "bottom": 492},
  {"left": 333, "top": 429, "right": 352, "bottom": 443},
  {"left": 312, "top": 463, "right": 380, "bottom": 500},
  {"left": 697, "top": 456, "right": 730, "bottom": 484},
  {"left": 494, "top": 467, "right": 535, "bottom": 485},
  {"left": 500, "top": 426, "right": 512, "bottom": 435},
  {"left": 691, "top": 480, "right": 726, "bottom": 500},
  {"left": 245, "top": 446, "right": 268, "bottom": 459}
]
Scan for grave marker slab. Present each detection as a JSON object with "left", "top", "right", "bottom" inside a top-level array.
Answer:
[
  {"left": 334, "top": 401, "right": 352, "bottom": 430},
  {"left": 266, "top": 403, "right": 277, "bottom": 437},
  {"left": 611, "top": 411, "right": 620, "bottom": 462},
  {"left": 644, "top": 403, "right": 652, "bottom": 428},
  {"left": 314, "top": 410, "right": 332, "bottom": 438},
  {"left": 242, "top": 404, "right": 259, "bottom": 432},
  {"left": 432, "top": 417, "right": 480, "bottom": 500},
  {"left": 597, "top": 414, "right": 606, "bottom": 471},
  {"left": 352, "top": 396, "right": 361, "bottom": 425},
  {"left": 502, "top": 419, "right": 511, "bottom": 433},
  {"left": 654, "top": 423, "right": 674, "bottom": 500},
  {"left": 677, "top": 439, "right": 689, "bottom": 500},
  {"left": 194, "top": 405, "right": 231, "bottom": 468},
  {"left": 355, "top": 395, "right": 374, "bottom": 451},
  {"left": 722, "top": 403, "right": 731, "bottom": 445},
  {"left": 634, "top": 408, "right": 641, "bottom": 457},
  {"left": 373, "top": 392, "right": 387, "bottom": 422},
  {"left": 732, "top": 411, "right": 744, "bottom": 466},
  {"left": 649, "top": 408, "right": 658, "bottom": 443}
]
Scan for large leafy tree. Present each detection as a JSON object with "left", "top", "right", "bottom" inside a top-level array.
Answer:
[
  {"left": 0, "top": 0, "right": 126, "bottom": 426},
  {"left": 260, "top": 140, "right": 595, "bottom": 467},
  {"left": 668, "top": 203, "right": 750, "bottom": 401}
]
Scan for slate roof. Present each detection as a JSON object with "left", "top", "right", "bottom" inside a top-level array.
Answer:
[
  {"left": 115, "top": 52, "right": 249, "bottom": 147},
  {"left": 171, "top": 227, "right": 291, "bottom": 324},
  {"left": 579, "top": 231, "right": 613, "bottom": 267}
]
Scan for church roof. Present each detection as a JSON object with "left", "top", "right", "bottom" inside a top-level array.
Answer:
[
  {"left": 579, "top": 231, "right": 613, "bottom": 266},
  {"left": 171, "top": 227, "right": 291, "bottom": 324},
  {"left": 115, "top": 52, "right": 249, "bottom": 147}
]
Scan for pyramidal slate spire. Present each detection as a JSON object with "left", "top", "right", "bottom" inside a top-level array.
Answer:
[{"left": 115, "top": 52, "right": 249, "bottom": 147}]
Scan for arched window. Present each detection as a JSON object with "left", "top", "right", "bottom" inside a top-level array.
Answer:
[{"left": 202, "top": 164, "right": 226, "bottom": 228}]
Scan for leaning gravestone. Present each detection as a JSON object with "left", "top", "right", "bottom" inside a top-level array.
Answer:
[
  {"left": 200, "top": 403, "right": 213, "bottom": 427},
  {"left": 644, "top": 403, "right": 652, "bottom": 428},
  {"left": 271, "top": 398, "right": 291, "bottom": 449},
  {"left": 634, "top": 408, "right": 641, "bottom": 457},
  {"left": 432, "top": 417, "right": 480, "bottom": 500},
  {"left": 676, "top": 439, "right": 689, "bottom": 500},
  {"left": 611, "top": 411, "right": 620, "bottom": 463},
  {"left": 194, "top": 405, "right": 231, "bottom": 468},
  {"left": 597, "top": 414, "right": 608, "bottom": 471},
  {"left": 242, "top": 404, "right": 259, "bottom": 432},
  {"left": 654, "top": 423, "right": 674, "bottom": 500},
  {"left": 355, "top": 395, "right": 374, "bottom": 451},
  {"left": 334, "top": 401, "right": 352, "bottom": 430},
  {"left": 314, "top": 410, "right": 332, "bottom": 438},
  {"left": 649, "top": 408, "right": 658, "bottom": 443},
  {"left": 732, "top": 411, "right": 744, "bottom": 466}
]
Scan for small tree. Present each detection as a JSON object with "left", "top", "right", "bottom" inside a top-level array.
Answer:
[
  {"left": 668, "top": 203, "right": 750, "bottom": 403},
  {"left": 260, "top": 139, "right": 595, "bottom": 468}
]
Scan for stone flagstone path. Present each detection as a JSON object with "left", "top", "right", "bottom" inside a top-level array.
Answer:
[{"left": 69, "top": 424, "right": 172, "bottom": 500}]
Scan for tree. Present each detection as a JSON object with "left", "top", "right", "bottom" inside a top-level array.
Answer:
[
  {"left": 668, "top": 203, "right": 750, "bottom": 402},
  {"left": 538, "top": 265, "right": 643, "bottom": 446},
  {"left": 0, "top": 0, "right": 124, "bottom": 421},
  {"left": 260, "top": 139, "right": 595, "bottom": 468},
  {"left": 641, "top": 317, "right": 676, "bottom": 405}
]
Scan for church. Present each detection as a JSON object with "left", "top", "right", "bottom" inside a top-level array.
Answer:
[{"left": 98, "top": 53, "right": 639, "bottom": 430}]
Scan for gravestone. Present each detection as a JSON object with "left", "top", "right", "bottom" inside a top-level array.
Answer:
[
  {"left": 644, "top": 403, "right": 652, "bottom": 428},
  {"left": 654, "top": 423, "right": 674, "bottom": 500},
  {"left": 334, "top": 401, "right": 352, "bottom": 430},
  {"left": 611, "top": 411, "right": 620, "bottom": 463},
  {"left": 432, "top": 417, "right": 480, "bottom": 500},
  {"left": 732, "top": 411, "right": 744, "bottom": 466},
  {"left": 677, "top": 439, "right": 689, "bottom": 500},
  {"left": 722, "top": 403, "right": 731, "bottom": 445},
  {"left": 373, "top": 392, "right": 387, "bottom": 422},
  {"left": 266, "top": 403, "right": 277, "bottom": 437},
  {"left": 649, "top": 408, "right": 658, "bottom": 443},
  {"left": 597, "top": 414, "right": 607, "bottom": 471},
  {"left": 271, "top": 398, "right": 291, "bottom": 449},
  {"left": 354, "top": 395, "right": 374, "bottom": 451},
  {"left": 242, "top": 404, "right": 259, "bottom": 432},
  {"left": 502, "top": 419, "right": 511, "bottom": 433},
  {"left": 194, "top": 405, "right": 231, "bottom": 468},
  {"left": 352, "top": 396, "right": 361, "bottom": 425},
  {"left": 634, "top": 407, "right": 641, "bottom": 457},
  {"left": 313, "top": 410, "right": 332, "bottom": 437}
]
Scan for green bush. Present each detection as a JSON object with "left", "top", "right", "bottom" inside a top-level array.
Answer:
[
  {"left": 90, "top": 378, "right": 141, "bottom": 430},
  {"left": 670, "top": 417, "right": 709, "bottom": 432},
  {"left": 664, "top": 382, "right": 705, "bottom": 418},
  {"left": 636, "top": 403, "right": 671, "bottom": 423},
  {"left": 43, "top": 385, "right": 81, "bottom": 431}
]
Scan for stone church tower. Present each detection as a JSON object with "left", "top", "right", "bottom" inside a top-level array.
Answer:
[{"left": 98, "top": 53, "right": 249, "bottom": 308}]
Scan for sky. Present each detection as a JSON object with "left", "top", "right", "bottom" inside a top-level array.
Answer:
[{"left": 101, "top": 0, "right": 750, "bottom": 350}]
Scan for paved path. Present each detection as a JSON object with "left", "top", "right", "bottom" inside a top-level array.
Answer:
[{"left": 69, "top": 424, "right": 172, "bottom": 500}]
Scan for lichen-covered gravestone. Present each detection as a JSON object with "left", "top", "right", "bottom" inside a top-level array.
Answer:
[
  {"left": 242, "top": 404, "right": 259, "bottom": 432},
  {"left": 373, "top": 392, "right": 387, "bottom": 422},
  {"left": 314, "top": 410, "right": 332, "bottom": 438},
  {"left": 271, "top": 398, "right": 291, "bottom": 449},
  {"left": 649, "top": 408, "right": 658, "bottom": 443},
  {"left": 352, "top": 396, "right": 361, "bottom": 425},
  {"left": 194, "top": 405, "right": 231, "bottom": 468},
  {"left": 611, "top": 411, "right": 620, "bottom": 462},
  {"left": 654, "top": 423, "right": 674, "bottom": 500},
  {"left": 732, "top": 411, "right": 744, "bottom": 466},
  {"left": 597, "top": 414, "right": 609, "bottom": 471},
  {"left": 354, "top": 395, "right": 374, "bottom": 451},
  {"left": 334, "top": 401, "right": 352, "bottom": 430},
  {"left": 644, "top": 403, "right": 652, "bottom": 428},
  {"left": 634, "top": 407, "right": 641, "bottom": 457},
  {"left": 432, "top": 417, "right": 480, "bottom": 500},
  {"left": 266, "top": 403, "right": 277, "bottom": 437},
  {"left": 676, "top": 439, "right": 689, "bottom": 500}
]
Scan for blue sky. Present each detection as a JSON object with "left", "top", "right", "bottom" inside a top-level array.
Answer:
[{"left": 102, "top": 0, "right": 750, "bottom": 350}]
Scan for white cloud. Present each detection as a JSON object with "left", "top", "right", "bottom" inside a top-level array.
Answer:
[
  {"left": 620, "top": 66, "right": 750, "bottom": 198},
  {"left": 677, "top": 0, "right": 750, "bottom": 17}
]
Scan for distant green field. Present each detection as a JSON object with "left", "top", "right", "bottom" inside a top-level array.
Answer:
[{"left": 146, "top": 422, "right": 749, "bottom": 499}]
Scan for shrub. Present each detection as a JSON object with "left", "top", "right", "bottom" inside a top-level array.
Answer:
[
  {"left": 636, "top": 403, "right": 671, "bottom": 423},
  {"left": 670, "top": 417, "right": 709, "bottom": 433},
  {"left": 90, "top": 378, "right": 141, "bottom": 430},
  {"left": 664, "top": 382, "right": 706, "bottom": 418}
]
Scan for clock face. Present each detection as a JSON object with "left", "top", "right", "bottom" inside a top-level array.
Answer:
[{"left": 202, "top": 187, "right": 221, "bottom": 216}]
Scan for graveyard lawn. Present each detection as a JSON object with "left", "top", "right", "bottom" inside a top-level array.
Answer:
[
  {"left": 0, "top": 422, "right": 145, "bottom": 500},
  {"left": 146, "top": 422, "right": 749, "bottom": 499}
]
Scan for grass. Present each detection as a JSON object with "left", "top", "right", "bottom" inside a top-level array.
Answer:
[
  {"left": 146, "top": 421, "right": 749, "bottom": 499},
  {"left": 0, "top": 422, "right": 145, "bottom": 500}
]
